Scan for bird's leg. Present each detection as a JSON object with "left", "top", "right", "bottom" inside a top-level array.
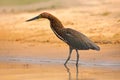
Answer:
[
  {"left": 64, "top": 47, "right": 73, "bottom": 65},
  {"left": 76, "top": 49, "right": 79, "bottom": 66},
  {"left": 76, "top": 63, "right": 79, "bottom": 80},
  {"left": 64, "top": 65, "right": 71, "bottom": 80}
]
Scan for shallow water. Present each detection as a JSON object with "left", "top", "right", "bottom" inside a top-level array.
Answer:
[
  {"left": 0, "top": 42, "right": 120, "bottom": 80},
  {"left": 0, "top": 62, "right": 120, "bottom": 80},
  {"left": 0, "top": 56, "right": 120, "bottom": 80},
  {"left": 0, "top": 56, "right": 120, "bottom": 69}
]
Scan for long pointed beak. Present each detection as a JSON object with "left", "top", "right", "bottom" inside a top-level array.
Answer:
[{"left": 26, "top": 15, "right": 40, "bottom": 22}]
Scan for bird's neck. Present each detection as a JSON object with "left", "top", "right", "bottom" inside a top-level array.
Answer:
[
  {"left": 49, "top": 17, "right": 64, "bottom": 32},
  {"left": 50, "top": 17, "right": 63, "bottom": 27},
  {"left": 48, "top": 17, "right": 65, "bottom": 42}
]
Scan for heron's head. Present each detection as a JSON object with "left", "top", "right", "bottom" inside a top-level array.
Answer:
[{"left": 26, "top": 12, "right": 52, "bottom": 22}]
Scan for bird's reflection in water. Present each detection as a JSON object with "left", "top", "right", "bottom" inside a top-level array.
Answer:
[{"left": 64, "top": 65, "right": 79, "bottom": 80}]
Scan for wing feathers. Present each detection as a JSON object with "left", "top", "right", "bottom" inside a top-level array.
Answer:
[{"left": 64, "top": 28, "right": 100, "bottom": 50}]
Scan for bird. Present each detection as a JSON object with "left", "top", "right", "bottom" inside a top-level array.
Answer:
[{"left": 26, "top": 12, "right": 100, "bottom": 66}]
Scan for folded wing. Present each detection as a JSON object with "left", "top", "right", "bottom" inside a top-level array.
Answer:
[{"left": 63, "top": 28, "right": 100, "bottom": 50}]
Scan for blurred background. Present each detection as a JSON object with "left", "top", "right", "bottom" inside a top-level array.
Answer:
[{"left": 0, "top": 0, "right": 120, "bottom": 44}]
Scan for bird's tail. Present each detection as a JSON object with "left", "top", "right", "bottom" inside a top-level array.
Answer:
[
  {"left": 95, "top": 45, "right": 100, "bottom": 51},
  {"left": 88, "top": 42, "right": 100, "bottom": 51}
]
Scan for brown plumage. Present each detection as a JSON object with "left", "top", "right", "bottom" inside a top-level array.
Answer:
[{"left": 26, "top": 12, "right": 100, "bottom": 65}]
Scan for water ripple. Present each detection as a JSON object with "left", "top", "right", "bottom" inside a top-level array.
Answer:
[{"left": 0, "top": 56, "right": 120, "bottom": 69}]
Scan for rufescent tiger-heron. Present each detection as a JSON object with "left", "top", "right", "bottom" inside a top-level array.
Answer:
[{"left": 26, "top": 12, "right": 100, "bottom": 65}]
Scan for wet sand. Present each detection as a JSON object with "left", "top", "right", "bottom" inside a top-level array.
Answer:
[
  {"left": 0, "top": 62, "right": 120, "bottom": 80},
  {"left": 0, "top": 42, "right": 120, "bottom": 80}
]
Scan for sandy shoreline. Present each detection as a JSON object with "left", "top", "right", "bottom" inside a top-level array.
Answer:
[
  {"left": 0, "top": 41, "right": 120, "bottom": 80},
  {"left": 0, "top": 41, "right": 120, "bottom": 60}
]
